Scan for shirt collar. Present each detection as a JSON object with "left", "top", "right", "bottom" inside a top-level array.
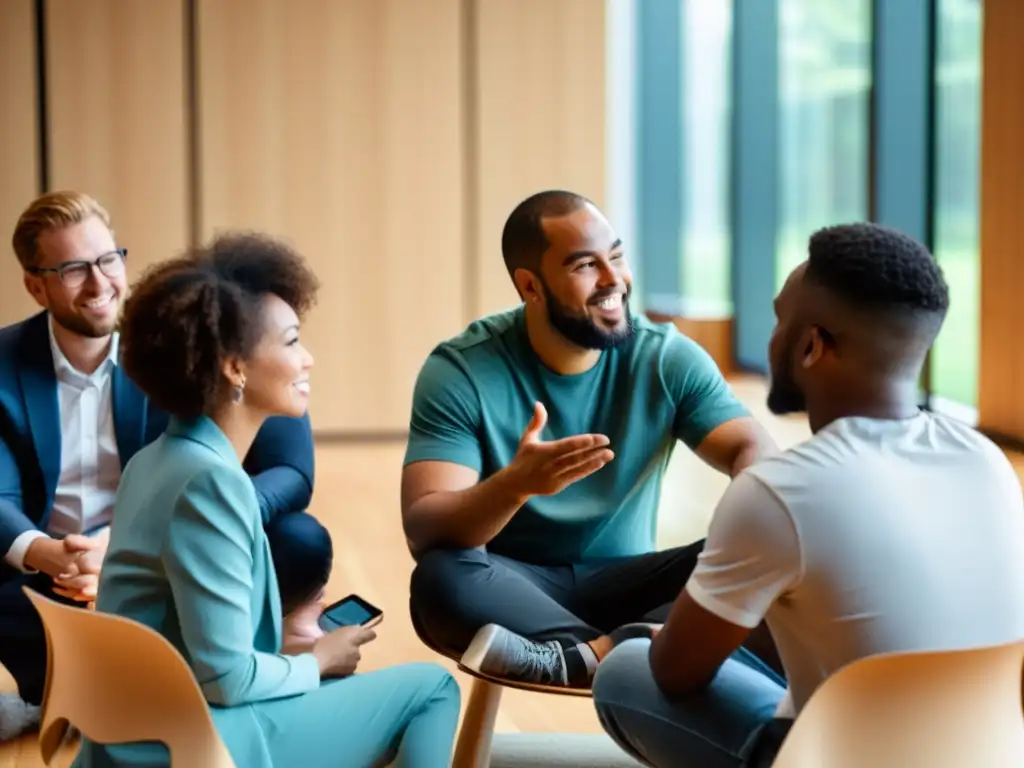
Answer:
[{"left": 47, "top": 313, "right": 119, "bottom": 381}]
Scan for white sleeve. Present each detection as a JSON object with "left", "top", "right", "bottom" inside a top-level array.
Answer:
[
  {"left": 685, "top": 470, "right": 803, "bottom": 629},
  {"left": 5, "top": 529, "right": 48, "bottom": 572}
]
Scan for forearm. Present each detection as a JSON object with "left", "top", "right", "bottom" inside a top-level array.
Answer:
[{"left": 405, "top": 466, "right": 529, "bottom": 554}]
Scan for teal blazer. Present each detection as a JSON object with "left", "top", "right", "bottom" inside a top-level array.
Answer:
[{"left": 74, "top": 416, "right": 321, "bottom": 768}]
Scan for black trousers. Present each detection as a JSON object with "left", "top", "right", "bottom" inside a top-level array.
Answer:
[
  {"left": 409, "top": 540, "right": 784, "bottom": 676},
  {"left": 0, "top": 510, "right": 332, "bottom": 705}
]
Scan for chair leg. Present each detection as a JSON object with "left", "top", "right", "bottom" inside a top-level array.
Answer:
[{"left": 452, "top": 678, "right": 502, "bottom": 768}]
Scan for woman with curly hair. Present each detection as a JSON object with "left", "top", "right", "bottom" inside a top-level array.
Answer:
[{"left": 74, "top": 233, "right": 460, "bottom": 768}]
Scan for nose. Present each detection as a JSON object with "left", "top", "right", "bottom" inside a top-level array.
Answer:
[
  {"left": 83, "top": 263, "right": 110, "bottom": 290},
  {"left": 596, "top": 261, "right": 619, "bottom": 288},
  {"left": 301, "top": 344, "right": 315, "bottom": 369}
]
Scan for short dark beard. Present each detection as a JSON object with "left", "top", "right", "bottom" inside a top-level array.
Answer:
[
  {"left": 542, "top": 280, "right": 636, "bottom": 350},
  {"left": 767, "top": 343, "right": 805, "bottom": 415},
  {"left": 51, "top": 309, "right": 117, "bottom": 339}
]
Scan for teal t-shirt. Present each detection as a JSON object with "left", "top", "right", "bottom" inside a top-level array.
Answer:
[{"left": 403, "top": 306, "right": 749, "bottom": 565}]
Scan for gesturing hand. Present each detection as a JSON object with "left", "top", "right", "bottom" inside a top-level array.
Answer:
[
  {"left": 506, "top": 402, "right": 614, "bottom": 497},
  {"left": 312, "top": 625, "right": 378, "bottom": 678}
]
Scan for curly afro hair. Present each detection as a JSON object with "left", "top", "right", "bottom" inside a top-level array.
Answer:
[
  {"left": 119, "top": 232, "right": 319, "bottom": 421},
  {"left": 805, "top": 222, "right": 949, "bottom": 317}
]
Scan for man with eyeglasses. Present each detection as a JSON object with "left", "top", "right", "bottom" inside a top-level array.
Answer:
[{"left": 0, "top": 191, "right": 331, "bottom": 740}]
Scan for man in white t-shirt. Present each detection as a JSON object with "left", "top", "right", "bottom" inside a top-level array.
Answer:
[{"left": 590, "top": 222, "right": 1024, "bottom": 768}]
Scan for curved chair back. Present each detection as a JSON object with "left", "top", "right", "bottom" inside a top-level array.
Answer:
[
  {"left": 23, "top": 587, "right": 236, "bottom": 767},
  {"left": 773, "top": 639, "right": 1024, "bottom": 768}
]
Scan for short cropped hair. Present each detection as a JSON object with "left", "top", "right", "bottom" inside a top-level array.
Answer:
[
  {"left": 120, "top": 232, "right": 319, "bottom": 421},
  {"left": 805, "top": 223, "right": 949, "bottom": 318},
  {"left": 501, "top": 190, "right": 592, "bottom": 279},
  {"left": 12, "top": 191, "right": 113, "bottom": 269}
]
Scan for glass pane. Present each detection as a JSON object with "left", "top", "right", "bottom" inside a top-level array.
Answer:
[
  {"left": 776, "top": 0, "right": 872, "bottom": 290},
  {"left": 680, "top": 0, "right": 732, "bottom": 316},
  {"left": 930, "top": 0, "right": 982, "bottom": 409}
]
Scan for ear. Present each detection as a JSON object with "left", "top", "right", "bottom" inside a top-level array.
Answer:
[
  {"left": 801, "top": 325, "right": 830, "bottom": 369},
  {"left": 219, "top": 355, "right": 246, "bottom": 389},
  {"left": 23, "top": 273, "right": 47, "bottom": 309},
  {"left": 514, "top": 267, "right": 543, "bottom": 304}
]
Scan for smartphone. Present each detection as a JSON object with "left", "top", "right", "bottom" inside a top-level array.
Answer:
[{"left": 318, "top": 593, "right": 383, "bottom": 632}]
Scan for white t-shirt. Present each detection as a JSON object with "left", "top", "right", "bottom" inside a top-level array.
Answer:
[{"left": 686, "top": 411, "right": 1024, "bottom": 719}]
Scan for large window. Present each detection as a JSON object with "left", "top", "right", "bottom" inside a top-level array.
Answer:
[
  {"left": 929, "top": 0, "right": 982, "bottom": 411},
  {"left": 680, "top": 0, "right": 732, "bottom": 316},
  {"left": 776, "top": 0, "right": 872, "bottom": 290}
]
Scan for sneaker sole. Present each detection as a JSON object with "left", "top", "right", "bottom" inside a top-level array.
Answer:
[
  {"left": 458, "top": 624, "right": 592, "bottom": 695},
  {"left": 459, "top": 623, "right": 502, "bottom": 675},
  {"left": 456, "top": 661, "right": 594, "bottom": 697}
]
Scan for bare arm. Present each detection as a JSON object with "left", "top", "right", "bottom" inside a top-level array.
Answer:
[
  {"left": 402, "top": 402, "right": 613, "bottom": 558},
  {"left": 694, "top": 416, "right": 779, "bottom": 478},
  {"left": 401, "top": 461, "right": 527, "bottom": 557}
]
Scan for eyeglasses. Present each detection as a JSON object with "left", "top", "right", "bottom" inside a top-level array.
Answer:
[{"left": 27, "top": 248, "right": 128, "bottom": 289}]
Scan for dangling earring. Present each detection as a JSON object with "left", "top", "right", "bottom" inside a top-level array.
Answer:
[{"left": 232, "top": 376, "right": 246, "bottom": 404}]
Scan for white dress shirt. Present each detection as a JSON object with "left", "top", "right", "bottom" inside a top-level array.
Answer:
[{"left": 4, "top": 317, "right": 122, "bottom": 571}]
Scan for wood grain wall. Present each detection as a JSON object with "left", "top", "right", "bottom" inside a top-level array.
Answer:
[
  {"left": 0, "top": 0, "right": 607, "bottom": 435},
  {"left": 978, "top": 0, "right": 1024, "bottom": 441},
  {"left": 473, "top": 0, "right": 607, "bottom": 317},
  {"left": 45, "top": 0, "right": 190, "bottom": 287},
  {"left": 0, "top": 0, "right": 40, "bottom": 327}
]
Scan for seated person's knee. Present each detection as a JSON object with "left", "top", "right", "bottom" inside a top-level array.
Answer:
[
  {"left": 409, "top": 547, "right": 476, "bottom": 603},
  {"left": 592, "top": 638, "right": 652, "bottom": 707},
  {"left": 267, "top": 512, "right": 334, "bottom": 615}
]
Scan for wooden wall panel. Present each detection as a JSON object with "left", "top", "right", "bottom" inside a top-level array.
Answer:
[
  {"left": 0, "top": 0, "right": 41, "bottom": 327},
  {"left": 978, "top": 0, "right": 1024, "bottom": 440},
  {"left": 197, "top": 0, "right": 466, "bottom": 433},
  {"left": 45, "top": 0, "right": 189, "bottom": 283},
  {"left": 473, "top": 0, "right": 607, "bottom": 317}
]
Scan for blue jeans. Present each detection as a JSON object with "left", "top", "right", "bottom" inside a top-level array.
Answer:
[{"left": 592, "top": 639, "right": 788, "bottom": 768}]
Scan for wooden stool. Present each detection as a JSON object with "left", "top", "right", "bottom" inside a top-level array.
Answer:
[
  {"left": 410, "top": 608, "right": 594, "bottom": 767},
  {"left": 452, "top": 662, "right": 593, "bottom": 768}
]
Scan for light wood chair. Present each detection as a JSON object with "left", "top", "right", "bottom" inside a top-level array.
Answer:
[
  {"left": 772, "top": 639, "right": 1024, "bottom": 768},
  {"left": 23, "top": 587, "right": 236, "bottom": 767}
]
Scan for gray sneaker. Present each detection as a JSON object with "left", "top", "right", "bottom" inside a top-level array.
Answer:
[
  {"left": 0, "top": 692, "right": 40, "bottom": 742},
  {"left": 460, "top": 624, "right": 571, "bottom": 686}
]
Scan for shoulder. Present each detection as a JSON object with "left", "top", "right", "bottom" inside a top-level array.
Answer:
[
  {"left": 748, "top": 411, "right": 1017, "bottom": 498},
  {"left": 623, "top": 314, "right": 724, "bottom": 377},
  {"left": 435, "top": 306, "right": 525, "bottom": 354},
  {"left": 146, "top": 433, "right": 258, "bottom": 512},
  {"left": 425, "top": 306, "right": 526, "bottom": 374},
  {"left": 0, "top": 313, "right": 45, "bottom": 373},
  {"left": 414, "top": 307, "right": 526, "bottom": 396}
]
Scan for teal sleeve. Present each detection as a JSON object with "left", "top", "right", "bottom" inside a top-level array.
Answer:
[
  {"left": 162, "top": 467, "right": 321, "bottom": 707},
  {"left": 660, "top": 331, "right": 750, "bottom": 450},
  {"left": 403, "top": 351, "right": 484, "bottom": 472}
]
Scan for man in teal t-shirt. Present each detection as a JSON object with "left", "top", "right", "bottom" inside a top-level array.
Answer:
[{"left": 402, "top": 190, "right": 779, "bottom": 689}]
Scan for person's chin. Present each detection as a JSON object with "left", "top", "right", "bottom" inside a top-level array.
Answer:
[
  {"left": 766, "top": 390, "right": 805, "bottom": 416},
  {"left": 287, "top": 388, "right": 310, "bottom": 416}
]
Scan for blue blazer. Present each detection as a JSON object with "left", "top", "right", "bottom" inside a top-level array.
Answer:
[
  {"left": 0, "top": 312, "right": 315, "bottom": 579},
  {"left": 75, "top": 416, "right": 321, "bottom": 768}
]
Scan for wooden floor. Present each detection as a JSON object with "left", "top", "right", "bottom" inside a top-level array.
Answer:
[{"left": 1, "top": 375, "right": 1017, "bottom": 766}]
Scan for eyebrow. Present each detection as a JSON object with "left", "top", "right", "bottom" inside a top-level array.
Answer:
[{"left": 561, "top": 238, "right": 623, "bottom": 267}]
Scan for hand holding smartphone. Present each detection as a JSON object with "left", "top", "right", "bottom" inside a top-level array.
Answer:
[{"left": 318, "top": 593, "right": 384, "bottom": 633}]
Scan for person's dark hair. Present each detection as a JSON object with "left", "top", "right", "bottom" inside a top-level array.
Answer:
[
  {"left": 501, "top": 190, "right": 593, "bottom": 280},
  {"left": 805, "top": 222, "right": 949, "bottom": 320},
  {"left": 120, "top": 232, "right": 319, "bottom": 420}
]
